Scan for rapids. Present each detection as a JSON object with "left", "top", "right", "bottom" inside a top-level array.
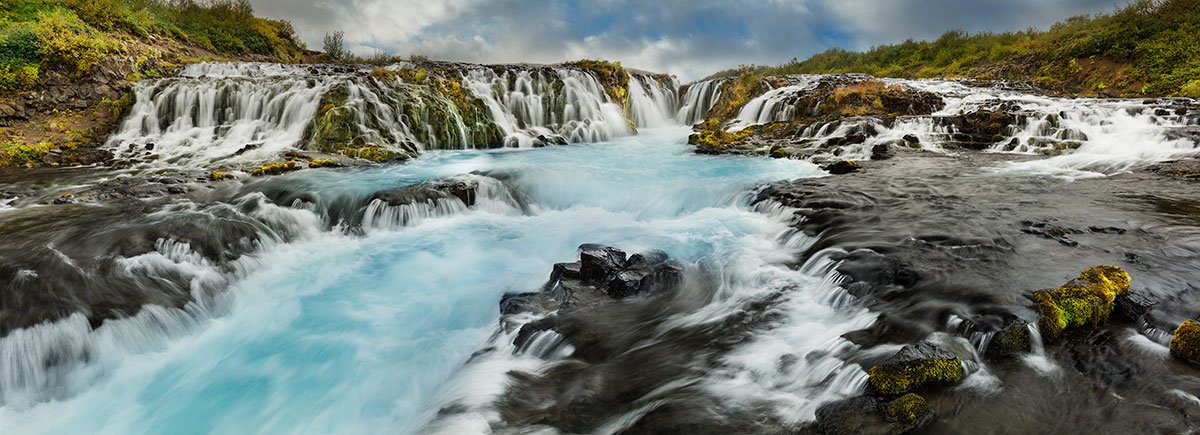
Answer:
[{"left": 1, "top": 128, "right": 869, "bottom": 434}]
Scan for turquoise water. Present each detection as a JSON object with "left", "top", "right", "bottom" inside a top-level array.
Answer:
[{"left": 0, "top": 128, "right": 831, "bottom": 433}]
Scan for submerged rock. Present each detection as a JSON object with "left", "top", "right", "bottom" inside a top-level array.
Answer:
[
  {"left": 1031, "top": 266, "right": 1131, "bottom": 341},
  {"left": 1170, "top": 319, "right": 1200, "bottom": 365},
  {"left": 868, "top": 342, "right": 964, "bottom": 396}
]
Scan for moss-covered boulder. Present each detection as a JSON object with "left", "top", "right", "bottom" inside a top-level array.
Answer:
[
  {"left": 868, "top": 342, "right": 964, "bottom": 396},
  {"left": 885, "top": 393, "right": 934, "bottom": 434},
  {"left": 1031, "top": 266, "right": 1131, "bottom": 341},
  {"left": 1170, "top": 319, "right": 1200, "bottom": 364},
  {"left": 984, "top": 320, "right": 1032, "bottom": 360}
]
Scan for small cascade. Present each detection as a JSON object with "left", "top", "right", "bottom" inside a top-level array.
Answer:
[
  {"left": 676, "top": 79, "right": 725, "bottom": 125},
  {"left": 727, "top": 78, "right": 820, "bottom": 131},
  {"left": 106, "top": 75, "right": 335, "bottom": 168},
  {"left": 627, "top": 74, "right": 680, "bottom": 128},
  {"left": 460, "top": 66, "right": 634, "bottom": 147}
]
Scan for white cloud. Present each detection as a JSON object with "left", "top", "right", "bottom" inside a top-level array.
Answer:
[{"left": 248, "top": 0, "right": 1121, "bottom": 81}]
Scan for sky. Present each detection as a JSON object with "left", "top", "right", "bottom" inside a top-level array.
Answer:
[{"left": 249, "top": 0, "right": 1122, "bottom": 81}]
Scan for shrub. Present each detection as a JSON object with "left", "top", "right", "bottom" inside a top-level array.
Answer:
[{"left": 34, "top": 8, "right": 116, "bottom": 74}]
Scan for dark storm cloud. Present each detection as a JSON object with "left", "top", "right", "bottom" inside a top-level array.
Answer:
[{"left": 248, "top": 0, "right": 1121, "bottom": 81}]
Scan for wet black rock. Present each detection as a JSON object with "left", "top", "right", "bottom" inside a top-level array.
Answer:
[
  {"left": 806, "top": 396, "right": 891, "bottom": 435},
  {"left": 867, "top": 341, "right": 964, "bottom": 396},
  {"left": 1114, "top": 290, "right": 1157, "bottom": 321},
  {"left": 822, "top": 160, "right": 863, "bottom": 175},
  {"left": 984, "top": 320, "right": 1032, "bottom": 360},
  {"left": 501, "top": 245, "right": 684, "bottom": 317},
  {"left": 372, "top": 176, "right": 481, "bottom": 207},
  {"left": 870, "top": 143, "right": 893, "bottom": 160}
]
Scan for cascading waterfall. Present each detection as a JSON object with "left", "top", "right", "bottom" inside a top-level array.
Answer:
[
  {"left": 106, "top": 75, "right": 335, "bottom": 168},
  {"left": 721, "top": 75, "right": 1198, "bottom": 172},
  {"left": 105, "top": 62, "right": 684, "bottom": 170},
  {"left": 676, "top": 79, "right": 725, "bottom": 125},
  {"left": 627, "top": 74, "right": 680, "bottom": 128}
]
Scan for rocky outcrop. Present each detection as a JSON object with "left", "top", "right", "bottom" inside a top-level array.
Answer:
[
  {"left": 1170, "top": 319, "right": 1200, "bottom": 365},
  {"left": 687, "top": 76, "right": 944, "bottom": 159},
  {"left": 501, "top": 244, "right": 684, "bottom": 318}
]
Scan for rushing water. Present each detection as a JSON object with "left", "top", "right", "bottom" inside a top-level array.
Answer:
[{"left": 0, "top": 128, "right": 865, "bottom": 433}]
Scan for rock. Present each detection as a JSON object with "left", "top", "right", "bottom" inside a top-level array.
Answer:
[
  {"left": 984, "top": 320, "right": 1032, "bottom": 360},
  {"left": 902, "top": 134, "right": 920, "bottom": 144},
  {"left": 870, "top": 143, "right": 893, "bottom": 160},
  {"left": 166, "top": 186, "right": 187, "bottom": 195},
  {"left": 1170, "top": 319, "right": 1200, "bottom": 364},
  {"left": 578, "top": 244, "right": 628, "bottom": 284},
  {"left": 823, "top": 160, "right": 862, "bottom": 175},
  {"left": 884, "top": 393, "right": 934, "bottom": 434},
  {"left": 1113, "top": 290, "right": 1156, "bottom": 321},
  {"left": 1031, "top": 266, "right": 1131, "bottom": 341},
  {"left": 606, "top": 250, "right": 683, "bottom": 298},
  {"left": 372, "top": 176, "right": 482, "bottom": 207},
  {"left": 808, "top": 396, "right": 890, "bottom": 435},
  {"left": 868, "top": 342, "right": 964, "bottom": 396},
  {"left": 52, "top": 193, "right": 75, "bottom": 204}
]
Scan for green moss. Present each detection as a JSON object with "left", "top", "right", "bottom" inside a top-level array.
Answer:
[
  {"left": 1032, "top": 265, "right": 1131, "bottom": 341},
  {"left": 208, "top": 171, "right": 232, "bottom": 180},
  {"left": 868, "top": 357, "right": 964, "bottom": 395},
  {"left": 250, "top": 160, "right": 298, "bottom": 176},
  {"left": 1170, "top": 319, "right": 1200, "bottom": 364},
  {"left": 307, "top": 159, "right": 337, "bottom": 168},
  {"left": 885, "top": 393, "right": 931, "bottom": 427}
]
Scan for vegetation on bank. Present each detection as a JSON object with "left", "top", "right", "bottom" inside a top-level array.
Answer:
[{"left": 706, "top": 0, "right": 1200, "bottom": 97}]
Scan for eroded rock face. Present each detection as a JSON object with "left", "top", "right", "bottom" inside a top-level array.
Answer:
[{"left": 371, "top": 176, "right": 482, "bottom": 207}]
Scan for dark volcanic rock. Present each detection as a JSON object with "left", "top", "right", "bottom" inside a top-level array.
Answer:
[
  {"left": 984, "top": 320, "right": 1032, "bottom": 360},
  {"left": 372, "top": 176, "right": 481, "bottom": 207},
  {"left": 867, "top": 342, "right": 964, "bottom": 396},
  {"left": 822, "top": 160, "right": 863, "bottom": 175}
]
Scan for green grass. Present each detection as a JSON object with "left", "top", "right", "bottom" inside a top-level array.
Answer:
[
  {"left": 705, "top": 0, "right": 1200, "bottom": 97},
  {"left": 0, "top": 0, "right": 305, "bottom": 90}
]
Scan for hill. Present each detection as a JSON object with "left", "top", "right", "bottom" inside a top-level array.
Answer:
[
  {"left": 0, "top": 0, "right": 311, "bottom": 167},
  {"left": 705, "top": 0, "right": 1200, "bottom": 98}
]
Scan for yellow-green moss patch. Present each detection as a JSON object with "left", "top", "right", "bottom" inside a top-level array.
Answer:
[
  {"left": 208, "top": 171, "right": 232, "bottom": 180},
  {"left": 308, "top": 159, "right": 338, "bottom": 168},
  {"left": 885, "top": 393, "right": 932, "bottom": 428},
  {"left": 1170, "top": 319, "right": 1200, "bottom": 364},
  {"left": 1032, "top": 265, "right": 1131, "bottom": 341},
  {"left": 869, "top": 356, "right": 963, "bottom": 395},
  {"left": 250, "top": 161, "right": 299, "bottom": 176}
]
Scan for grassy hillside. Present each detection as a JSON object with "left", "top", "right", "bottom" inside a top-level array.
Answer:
[
  {"left": 0, "top": 0, "right": 306, "bottom": 90},
  {"left": 706, "top": 0, "right": 1200, "bottom": 98},
  {"left": 0, "top": 0, "right": 309, "bottom": 168}
]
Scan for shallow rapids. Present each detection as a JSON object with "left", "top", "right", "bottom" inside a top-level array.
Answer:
[{"left": 0, "top": 128, "right": 873, "bottom": 434}]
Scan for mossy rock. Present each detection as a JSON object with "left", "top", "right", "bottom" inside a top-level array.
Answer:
[
  {"left": 250, "top": 161, "right": 300, "bottom": 176},
  {"left": 307, "top": 159, "right": 339, "bottom": 168},
  {"left": 1170, "top": 319, "right": 1200, "bottom": 365},
  {"left": 885, "top": 393, "right": 934, "bottom": 434},
  {"left": 1031, "top": 266, "right": 1131, "bottom": 341},
  {"left": 208, "top": 171, "right": 233, "bottom": 181},
  {"left": 823, "top": 160, "right": 863, "bottom": 175},
  {"left": 984, "top": 320, "right": 1032, "bottom": 360},
  {"left": 868, "top": 342, "right": 964, "bottom": 396}
]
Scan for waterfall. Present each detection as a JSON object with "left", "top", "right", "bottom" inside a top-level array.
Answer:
[
  {"left": 627, "top": 74, "right": 680, "bottom": 129},
  {"left": 105, "top": 62, "right": 688, "bottom": 170},
  {"left": 676, "top": 79, "right": 725, "bottom": 125}
]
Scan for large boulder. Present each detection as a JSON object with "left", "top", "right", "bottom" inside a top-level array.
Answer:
[
  {"left": 868, "top": 342, "right": 964, "bottom": 396},
  {"left": 1030, "top": 266, "right": 1131, "bottom": 341}
]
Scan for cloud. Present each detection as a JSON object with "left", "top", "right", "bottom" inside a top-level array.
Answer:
[{"left": 248, "top": 0, "right": 1121, "bottom": 81}]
